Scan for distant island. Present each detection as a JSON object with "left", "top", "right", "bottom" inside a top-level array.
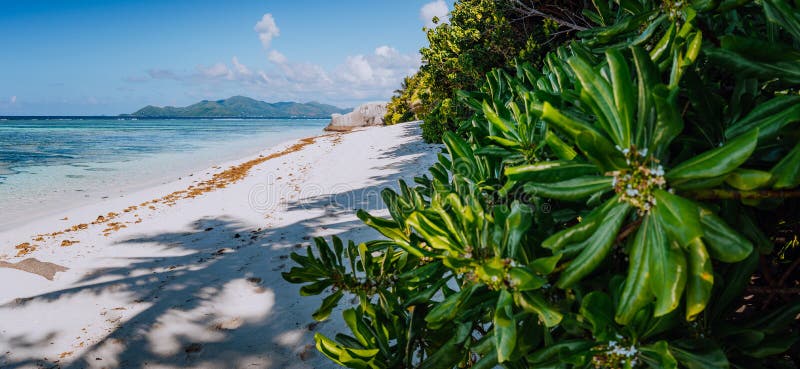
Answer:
[{"left": 124, "top": 96, "right": 350, "bottom": 118}]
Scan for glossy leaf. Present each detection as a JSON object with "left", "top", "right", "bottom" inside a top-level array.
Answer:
[
  {"left": 494, "top": 290, "right": 517, "bottom": 362},
  {"left": 771, "top": 141, "right": 800, "bottom": 188},
  {"left": 505, "top": 161, "right": 599, "bottom": 183},
  {"left": 557, "top": 202, "right": 630, "bottom": 288},
  {"left": 647, "top": 215, "right": 687, "bottom": 317},
  {"left": 699, "top": 208, "right": 753, "bottom": 263},
  {"left": 667, "top": 129, "right": 758, "bottom": 181},
  {"left": 685, "top": 238, "right": 713, "bottom": 321},
  {"left": 514, "top": 291, "right": 563, "bottom": 327},
  {"left": 616, "top": 216, "right": 655, "bottom": 324}
]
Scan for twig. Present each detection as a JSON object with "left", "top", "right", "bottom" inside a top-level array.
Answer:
[
  {"left": 763, "top": 256, "right": 800, "bottom": 306},
  {"left": 509, "top": 0, "right": 590, "bottom": 32},
  {"left": 616, "top": 219, "right": 643, "bottom": 243},
  {"left": 746, "top": 286, "right": 800, "bottom": 295},
  {"left": 685, "top": 189, "right": 800, "bottom": 200}
]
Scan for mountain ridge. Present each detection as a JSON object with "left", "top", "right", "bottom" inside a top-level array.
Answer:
[{"left": 125, "top": 96, "right": 350, "bottom": 118}]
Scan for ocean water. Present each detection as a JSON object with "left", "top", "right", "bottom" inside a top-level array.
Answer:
[{"left": 0, "top": 118, "right": 328, "bottom": 230}]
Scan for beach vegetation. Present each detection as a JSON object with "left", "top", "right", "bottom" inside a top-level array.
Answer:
[
  {"left": 384, "top": 0, "right": 574, "bottom": 142},
  {"left": 288, "top": 0, "right": 800, "bottom": 367}
]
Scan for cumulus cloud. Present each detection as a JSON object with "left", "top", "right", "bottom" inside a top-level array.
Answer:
[
  {"left": 254, "top": 13, "right": 280, "bottom": 48},
  {"left": 267, "top": 50, "right": 287, "bottom": 64},
  {"left": 10, "top": 96, "right": 17, "bottom": 104},
  {"left": 420, "top": 0, "right": 449, "bottom": 28},
  {"left": 232, "top": 56, "right": 252, "bottom": 76},
  {"left": 198, "top": 63, "right": 233, "bottom": 79},
  {"left": 127, "top": 45, "right": 420, "bottom": 107}
]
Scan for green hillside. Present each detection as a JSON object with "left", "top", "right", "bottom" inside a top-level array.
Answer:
[{"left": 128, "top": 96, "right": 349, "bottom": 118}]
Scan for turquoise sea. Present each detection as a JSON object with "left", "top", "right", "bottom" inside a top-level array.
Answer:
[{"left": 0, "top": 118, "right": 328, "bottom": 230}]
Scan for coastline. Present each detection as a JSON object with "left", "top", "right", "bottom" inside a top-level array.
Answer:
[
  {"left": 0, "top": 121, "right": 438, "bottom": 368},
  {"left": 0, "top": 119, "right": 327, "bottom": 231}
]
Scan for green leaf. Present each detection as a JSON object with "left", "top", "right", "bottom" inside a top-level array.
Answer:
[
  {"left": 647, "top": 215, "right": 687, "bottom": 317},
  {"left": 670, "top": 339, "right": 729, "bottom": 369},
  {"left": 545, "top": 131, "right": 578, "bottom": 160},
  {"left": 503, "top": 201, "right": 532, "bottom": 258},
  {"left": 524, "top": 176, "right": 613, "bottom": 202},
  {"left": 540, "top": 101, "right": 605, "bottom": 141},
  {"left": 667, "top": 129, "right": 758, "bottom": 181},
  {"left": 425, "top": 284, "right": 480, "bottom": 329},
  {"left": 725, "top": 95, "right": 800, "bottom": 139},
  {"left": 418, "top": 322, "right": 472, "bottom": 369},
  {"left": 704, "top": 45, "right": 800, "bottom": 84},
  {"left": 529, "top": 254, "right": 562, "bottom": 275},
  {"left": 507, "top": 267, "right": 547, "bottom": 291},
  {"left": 576, "top": 131, "right": 628, "bottom": 170},
  {"left": 771, "top": 141, "right": 800, "bottom": 189},
  {"left": 631, "top": 46, "right": 659, "bottom": 147},
  {"left": 616, "top": 216, "right": 655, "bottom": 324},
  {"left": 650, "top": 85, "right": 683, "bottom": 157},
  {"left": 606, "top": 48, "right": 635, "bottom": 147},
  {"left": 640, "top": 341, "right": 678, "bottom": 369},
  {"left": 313, "top": 290, "right": 344, "bottom": 321},
  {"left": 494, "top": 290, "right": 517, "bottom": 363},
  {"left": 505, "top": 161, "right": 599, "bottom": 183},
  {"left": 580, "top": 292, "right": 614, "bottom": 339},
  {"left": 542, "top": 197, "right": 618, "bottom": 251},
  {"left": 357, "top": 210, "right": 413, "bottom": 251},
  {"left": 740, "top": 334, "right": 799, "bottom": 358},
  {"left": 315, "top": 334, "right": 383, "bottom": 369},
  {"left": 764, "top": 0, "right": 800, "bottom": 41},
  {"left": 699, "top": 208, "right": 753, "bottom": 263},
  {"left": 685, "top": 238, "right": 713, "bottom": 321},
  {"left": 514, "top": 291, "right": 563, "bottom": 327},
  {"left": 724, "top": 169, "right": 773, "bottom": 191},
  {"left": 406, "top": 211, "right": 460, "bottom": 253},
  {"left": 482, "top": 100, "right": 514, "bottom": 135},
  {"left": 652, "top": 190, "right": 702, "bottom": 247},
  {"left": 557, "top": 202, "right": 630, "bottom": 288},
  {"left": 301, "top": 279, "right": 333, "bottom": 296}
]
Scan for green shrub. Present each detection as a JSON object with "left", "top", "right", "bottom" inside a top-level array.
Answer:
[
  {"left": 286, "top": 1, "right": 800, "bottom": 367},
  {"left": 385, "top": 0, "right": 572, "bottom": 142}
]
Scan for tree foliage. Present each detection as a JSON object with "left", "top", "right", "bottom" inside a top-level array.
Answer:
[
  {"left": 289, "top": 0, "right": 800, "bottom": 368},
  {"left": 384, "top": 0, "right": 565, "bottom": 142}
]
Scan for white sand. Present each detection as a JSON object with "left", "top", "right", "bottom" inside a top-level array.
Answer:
[{"left": 0, "top": 122, "right": 439, "bottom": 369}]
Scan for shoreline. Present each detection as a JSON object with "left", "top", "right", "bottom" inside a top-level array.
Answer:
[
  {"left": 0, "top": 120, "right": 327, "bottom": 232},
  {"left": 0, "top": 133, "right": 327, "bottom": 253},
  {"left": 0, "top": 121, "right": 437, "bottom": 369}
]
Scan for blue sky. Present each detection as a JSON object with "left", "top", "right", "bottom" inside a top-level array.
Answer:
[{"left": 0, "top": 0, "right": 450, "bottom": 115}]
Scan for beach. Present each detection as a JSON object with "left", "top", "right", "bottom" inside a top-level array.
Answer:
[{"left": 0, "top": 121, "right": 439, "bottom": 368}]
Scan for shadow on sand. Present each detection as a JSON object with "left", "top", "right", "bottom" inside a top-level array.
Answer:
[{"left": 0, "top": 123, "right": 440, "bottom": 369}]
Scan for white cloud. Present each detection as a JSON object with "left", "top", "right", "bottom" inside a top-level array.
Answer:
[
  {"left": 232, "top": 56, "right": 252, "bottom": 76},
  {"left": 198, "top": 63, "right": 233, "bottom": 79},
  {"left": 267, "top": 50, "right": 287, "bottom": 64},
  {"left": 127, "top": 45, "right": 420, "bottom": 107},
  {"left": 254, "top": 13, "right": 280, "bottom": 48},
  {"left": 10, "top": 96, "right": 16, "bottom": 104},
  {"left": 420, "top": 0, "right": 449, "bottom": 28},
  {"left": 340, "top": 55, "right": 374, "bottom": 83}
]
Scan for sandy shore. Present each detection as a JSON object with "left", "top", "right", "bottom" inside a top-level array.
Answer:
[{"left": 0, "top": 121, "right": 439, "bottom": 369}]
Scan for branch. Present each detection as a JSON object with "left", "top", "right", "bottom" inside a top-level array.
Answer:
[
  {"left": 616, "top": 219, "right": 643, "bottom": 243},
  {"left": 746, "top": 286, "right": 800, "bottom": 295},
  {"left": 509, "top": 0, "right": 590, "bottom": 32},
  {"left": 684, "top": 189, "right": 800, "bottom": 200}
]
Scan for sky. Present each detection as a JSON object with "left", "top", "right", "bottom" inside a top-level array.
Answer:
[{"left": 0, "top": 0, "right": 451, "bottom": 115}]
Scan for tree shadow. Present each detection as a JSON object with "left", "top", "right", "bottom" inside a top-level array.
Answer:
[{"left": 0, "top": 123, "right": 441, "bottom": 369}]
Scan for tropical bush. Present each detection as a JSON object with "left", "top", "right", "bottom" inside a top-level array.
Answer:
[
  {"left": 384, "top": 0, "right": 569, "bottom": 142},
  {"left": 286, "top": 0, "right": 800, "bottom": 367}
]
